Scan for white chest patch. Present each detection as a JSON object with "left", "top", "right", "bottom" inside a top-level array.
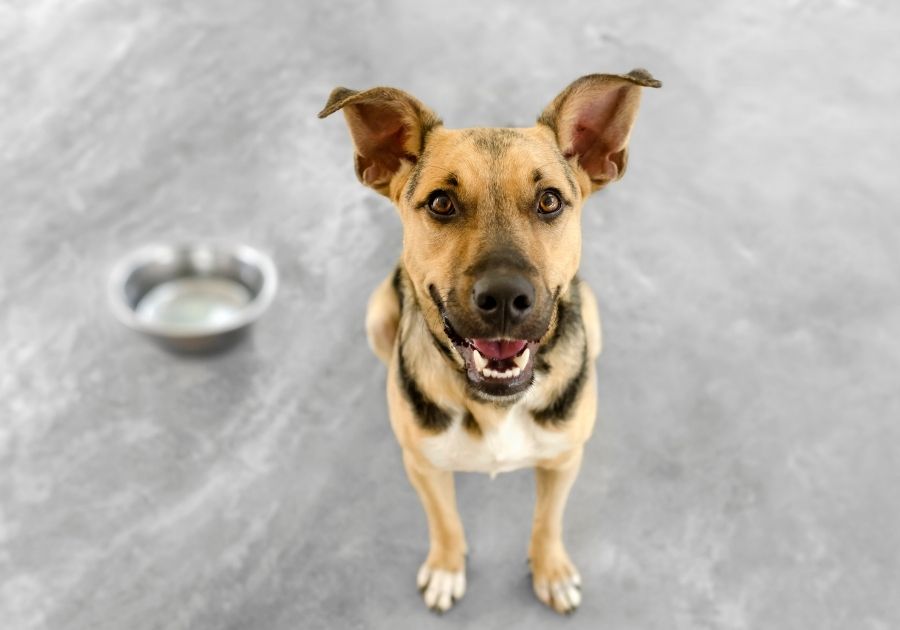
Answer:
[{"left": 420, "top": 404, "right": 572, "bottom": 476}]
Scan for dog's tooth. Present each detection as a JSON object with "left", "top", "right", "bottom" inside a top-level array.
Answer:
[
  {"left": 511, "top": 367, "right": 521, "bottom": 378},
  {"left": 513, "top": 348, "right": 530, "bottom": 369},
  {"left": 473, "top": 349, "right": 488, "bottom": 372}
]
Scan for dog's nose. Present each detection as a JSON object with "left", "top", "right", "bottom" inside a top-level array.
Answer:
[{"left": 472, "top": 273, "right": 535, "bottom": 326}]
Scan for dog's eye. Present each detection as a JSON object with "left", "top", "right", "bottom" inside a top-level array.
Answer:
[
  {"left": 537, "top": 190, "right": 563, "bottom": 215},
  {"left": 428, "top": 193, "right": 456, "bottom": 217}
]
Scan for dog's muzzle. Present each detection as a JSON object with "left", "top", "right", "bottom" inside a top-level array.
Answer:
[{"left": 430, "top": 283, "right": 551, "bottom": 399}]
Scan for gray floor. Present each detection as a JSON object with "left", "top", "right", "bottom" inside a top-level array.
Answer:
[{"left": 2, "top": 1, "right": 899, "bottom": 629}]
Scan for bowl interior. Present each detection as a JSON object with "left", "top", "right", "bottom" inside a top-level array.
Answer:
[{"left": 116, "top": 245, "right": 274, "bottom": 336}]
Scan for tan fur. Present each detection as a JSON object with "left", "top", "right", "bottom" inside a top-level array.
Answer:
[
  {"left": 365, "top": 274, "right": 399, "bottom": 365},
  {"left": 320, "top": 70, "right": 659, "bottom": 614}
]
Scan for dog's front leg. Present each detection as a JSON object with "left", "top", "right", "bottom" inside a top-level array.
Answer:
[
  {"left": 529, "top": 446, "right": 584, "bottom": 614},
  {"left": 402, "top": 449, "right": 467, "bottom": 613}
]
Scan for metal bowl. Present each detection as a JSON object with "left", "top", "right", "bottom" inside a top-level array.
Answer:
[{"left": 108, "top": 243, "right": 278, "bottom": 353}]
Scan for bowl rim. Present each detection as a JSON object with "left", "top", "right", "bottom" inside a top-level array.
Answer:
[{"left": 107, "top": 242, "right": 278, "bottom": 339}]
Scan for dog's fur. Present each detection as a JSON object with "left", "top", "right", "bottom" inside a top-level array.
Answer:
[{"left": 319, "top": 69, "right": 659, "bottom": 614}]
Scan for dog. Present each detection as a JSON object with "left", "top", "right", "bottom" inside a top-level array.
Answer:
[{"left": 319, "top": 69, "right": 660, "bottom": 614}]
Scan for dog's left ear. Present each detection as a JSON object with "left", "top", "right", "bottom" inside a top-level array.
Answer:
[
  {"left": 319, "top": 86, "right": 441, "bottom": 196},
  {"left": 539, "top": 69, "right": 661, "bottom": 192}
]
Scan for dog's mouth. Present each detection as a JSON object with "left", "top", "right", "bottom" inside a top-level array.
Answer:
[
  {"left": 453, "top": 336, "right": 538, "bottom": 397},
  {"left": 435, "top": 299, "right": 541, "bottom": 399}
]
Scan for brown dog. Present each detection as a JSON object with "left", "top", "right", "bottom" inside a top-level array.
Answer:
[{"left": 319, "top": 69, "right": 660, "bottom": 614}]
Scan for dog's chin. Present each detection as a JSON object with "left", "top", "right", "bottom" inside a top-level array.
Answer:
[{"left": 453, "top": 339, "right": 539, "bottom": 401}]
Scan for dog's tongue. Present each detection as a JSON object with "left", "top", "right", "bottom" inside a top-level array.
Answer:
[{"left": 472, "top": 339, "right": 527, "bottom": 361}]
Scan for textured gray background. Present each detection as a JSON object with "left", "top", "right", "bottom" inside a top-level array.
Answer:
[{"left": 2, "top": 1, "right": 899, "bottom": 629}]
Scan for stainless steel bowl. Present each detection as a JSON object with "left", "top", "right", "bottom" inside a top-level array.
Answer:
[{"left": 108, "top": 243, "right": 278, "bottom": 353}]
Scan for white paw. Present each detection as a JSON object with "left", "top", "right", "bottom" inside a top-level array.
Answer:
[
  {"left": 533, "top": 568, "right": 581, "bottom": 614},
  {"left": 417, "top": 563, "right": 466, "bottom": 613}
]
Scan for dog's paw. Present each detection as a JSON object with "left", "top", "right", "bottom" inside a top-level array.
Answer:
[
  {"left": 530, "top": 551, "right": 582, "bottom": 614},
  {"left": 416, "top": 562, "right": 466, "bottom": 613}
]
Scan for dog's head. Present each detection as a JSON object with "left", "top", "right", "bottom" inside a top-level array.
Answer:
[{"left": 320, "top": 70, "right": 660, "bottom": 401}]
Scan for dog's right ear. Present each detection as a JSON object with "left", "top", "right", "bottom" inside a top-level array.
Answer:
[{"left": 318, "top": 86, "right": 441, "bottom": 196}]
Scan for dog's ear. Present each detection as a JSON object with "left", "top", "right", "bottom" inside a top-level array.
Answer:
[
  {"left": 539, "top": 69, "right": 661, "bottom": 191},
  {"left": 318, "top": 86, "right": 441, "bottom": 196}
]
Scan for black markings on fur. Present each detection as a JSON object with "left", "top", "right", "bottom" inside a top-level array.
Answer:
[
  {"left": 395, "top": 267, "right": 452, "bottom": 430},
  {"left": 405, "top": 158, "right": 425, "bottom": 203},
  {"left": 419, "top": 118, "right": 441, "bottom": 153},
  {"left": 462, "top": 411, "right": 482, "bottom": 436},
  {"left": 404, "top": 122, "right": 443, "bottom": 203},
  {"left": 535, "top": 283, "right": 581, "bottom": 373},
  {"left": 533, "top": 344, "right": 588, "bottom": 426},
  {"left": 397, "top": 339, "right": 453, "bottom": 433},
  {"left": 405, "top": 166, "right": 459, "bottom": 204},
  {"left": 392, "top": 266, "right": 404, "bottom": 317},
  {"left": 317, "top": 87, "right": 359, "bottom": 118},
  {"left": 560, "top": 157, "right": 579, "bottom": 199},
  {"left": 471, "top": 129, "right": 520, "bottom": 159},
  {"left": 429, "top": 328, "right": 455, "bottom": 362},
  {"left": 472, "top": 129, "right": 522, "bottom": 207},
  {"left": 535, "top": 155, "right": 577, "bottom": 199},
  {"left": 427, "top": 283, "right": 445, "bottom": 314},
  {"left": 427, "top": 285, "right": 463, "bottom": 347}
]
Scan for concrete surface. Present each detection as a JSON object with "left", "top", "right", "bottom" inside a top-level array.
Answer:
[{"left": 2, "top": 1, "right": 899, "bottom": 629}]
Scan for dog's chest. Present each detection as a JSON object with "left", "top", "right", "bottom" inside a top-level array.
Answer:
[{"left": 420, "top": 404, "right": 572, "bottom": 475}]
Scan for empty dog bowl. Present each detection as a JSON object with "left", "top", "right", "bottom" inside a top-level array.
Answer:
[{"left": 108, "top": 243, "right": 278, "bottom": 353}]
